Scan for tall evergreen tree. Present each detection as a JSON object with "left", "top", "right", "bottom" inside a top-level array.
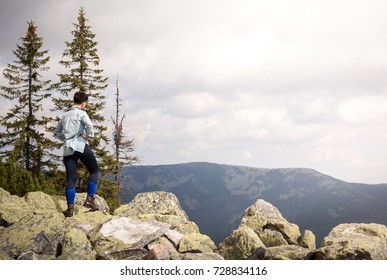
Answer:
[
  {"left": 52, "top": 7, "right": 114, "bottom": 190},
  {"left": 111, "top": 77, "right": 139, "bottom": 204},
  {"left": 0, "top": 21, "right": 54, "bottom": 176}
]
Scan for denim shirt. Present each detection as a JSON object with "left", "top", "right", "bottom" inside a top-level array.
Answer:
[{"left": 54, "top": 106, "right": 94, "bottom": 156}]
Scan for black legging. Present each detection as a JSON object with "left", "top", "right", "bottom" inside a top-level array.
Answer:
[{"left": 63, "top": 145, "right": 100, "bottom": 190}]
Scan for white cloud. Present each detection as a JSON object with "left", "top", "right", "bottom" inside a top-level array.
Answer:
[
  {"left": 310, "top": 146, "right": 363, "bottom": 165},
  {"left": 338, "top": 95, "right": 387, "bottom": 123},
  {"left": 166, "top": 92, "right": 225, "bottom": 118}
]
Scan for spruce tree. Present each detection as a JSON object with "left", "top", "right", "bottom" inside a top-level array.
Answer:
[
  {"left": 0, "top": 153, "right": 54, "bottom": 196},
  {"left": 52, "top": 7, "right": 114, "bottom": 191},
  {"left": 0, "top": 21, "right": 54, "bottom": 176}
]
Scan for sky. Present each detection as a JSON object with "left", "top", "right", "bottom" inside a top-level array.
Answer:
[{"left": 1, "top": 0, "right": 387, "bottom": 184}]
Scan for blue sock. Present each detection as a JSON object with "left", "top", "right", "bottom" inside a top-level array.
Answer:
[
  {"left": 66, "top": 188, "right": 76, "bottom": 205},
  {"left": 87, "top": 181, "right": 97, "bottom": 197}
]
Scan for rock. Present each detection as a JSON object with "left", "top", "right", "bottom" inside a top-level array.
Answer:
[
  {"left": 179, "top": 253, "right": 224, "bottom": 260},
  {"left": 17, "top": 251, "right": 55, "bottom": 260},
  {"left": 218, "top": 226, "right": 266, "bottom": 260},
  {"left": 307, "top": 223, "right": 387, "bottom": 260},
  {"left": 65, "top": 209, "right": 113, "bottom": 235},
  {"left": 0, "top": 250, "right": 13, "bottom": 260},
  {"left": 100, "top": 217, "right": 171, "bottom": 247},
  {"left": 179, "top": 233, "right": 217, "bottom": 253},
  {"left": 59, "top": 228, "right": 96, "bottom": 260},
  {"left": 88, "top": 217, "right": 171, "bottom": 259},
  {"left": 1, "top": 187, "right": 223, "bottom": 260},
  {"left": 0, "top": 188, "right": 32, "bottom": 226},
  {"left": 24, "top": 191, "right": 57, "bottom": 211},
  {"left": 0, "top": 211, "right": 64, "bottom": 259},
  {"left": 0, "top": 188, "right": 110, "bottom": 229},
  {"left": 249, "top": 245, "right": 311, "bottom": 260},
  {"left": 53, "top": 193, "right": 110, "bottom": 215},
  {"left": 11, "top": 187, "right": 387, "bottom": 260},
  {"left": 114, "top": 192, "right": 188, "bottom": 220},
  {"left": 299, "top": 230, "right": 316, "bottom": 250},
  {"left": 106, "top": 248, "right": 149, "bottom": 260},
  {"left": 240, "top": 199, "right": 301, "bottom": 245},
  {"left": 218, "top": 199, "right": 310, "bottom": 260},
  {"left": 0, "top": 188, "right": 114, "bottom": 260},
  {"left": 144, "top": 242, "right": 172, "bottom": 260},
  {"left": 257, "top": 228, "right": 288, "bottom": 247},
  {"left": 17, "top": 251, "right": 40, "bottom": 260},
  {"left": 164, "top": 229, "right": 184, "bottom": 247},
  {"left": 75, "top": 193, "right": 110, "bottom": 214},
  {"left": 144, "top": 237, "right": 179, "bottom": 260},
  {"left": 137, "top": 214, "right": 199, "bottom": 234}
]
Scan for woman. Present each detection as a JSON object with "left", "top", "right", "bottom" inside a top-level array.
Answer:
[{"left": 54, "top": 91, "right": 100, "bottom": 217}]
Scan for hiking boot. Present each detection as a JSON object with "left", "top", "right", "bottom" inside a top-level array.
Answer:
[
  {"left": 83, "top": 195, "right": 99, "bottom": 211},
  {"left": 62, "top": 206, "right": 74, "bottom": 218}
]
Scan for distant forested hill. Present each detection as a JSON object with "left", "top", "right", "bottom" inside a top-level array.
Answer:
[{"left": 118, "top": 162, "right": 387, "bottom": 246}]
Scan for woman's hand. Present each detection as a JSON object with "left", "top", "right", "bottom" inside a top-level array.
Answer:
[{"left": 81, "top": 134, "right": 90, "bottom": 140}]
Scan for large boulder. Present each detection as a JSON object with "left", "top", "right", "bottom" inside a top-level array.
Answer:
[
  {"left": 24, "top": 191, "right": 58, "bottom": 211},
  {"left": 0, "top": 189, "right": 53, "bottom": 226},
  {"left": 218, "top": 199, "right": 314, "bottom": 260},
  {"left": 218, "top": 225, "right": 266, "bottom": 260},
  {"left": 240, "top": 199, "right": 302, "bottom": 245},
  {"left": 307, "top": 223, "right": 387, "bottom": 260},
  {"left": 114, "top": 192, "right": 188, "bottom": 219},
  {"left": 178, "top": 233, "right": 217, "bottom": 253},
  {"left": 59, "top": 228, "right": 96, "bottom": 260},
  {"left": 0, "top": 211, "right": 65, "bottom": 259},
  {"left": 115, "top": 192, "right": 200, "bottom": 235},
  {"left": 113, "top": 191, "right": 221, "bottom": 260},
  {"left": 88, "top": 216, "right": 171, "bottom": 259},
  {"left": 64, "top": 209, "right": 113, "bottom": 235}
]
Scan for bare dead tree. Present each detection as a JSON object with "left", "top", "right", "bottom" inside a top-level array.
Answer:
[{"left": 111, "top": 76, "right": 139, "bottom": 193}]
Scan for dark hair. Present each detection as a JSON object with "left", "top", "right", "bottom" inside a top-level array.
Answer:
[{"left": 73, "top": 91, "right": 89, "bottom": 104}]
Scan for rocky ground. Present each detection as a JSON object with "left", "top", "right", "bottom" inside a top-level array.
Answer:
[{"left": 1, "top": 187, "right": 387, "bottom": 260}]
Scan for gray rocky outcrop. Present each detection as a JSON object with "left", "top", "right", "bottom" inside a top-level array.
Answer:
[
  {"left": 114, "top": 192, "right": 200, "bottom": 234},
  {"left": 2, "top": 187, "right": 387, "bottom": 260},
  {"left": 0, "top": 188, "right": 222, "bottom": 260},
  {"left": 217, "top": 199, "right": 316, "bottom": 259},
  {"left": 218, "top": 199, "right": 387, "bottom": 260},
  {"left": 112, "top": 192, "right": 220, "bottom": 260}
]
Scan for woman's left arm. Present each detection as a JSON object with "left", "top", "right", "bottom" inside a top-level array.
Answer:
[{"left": 81, "top": 112, "right": 94, "bottom": 138}]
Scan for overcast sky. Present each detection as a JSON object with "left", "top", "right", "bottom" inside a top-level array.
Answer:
[{"left": 1, "top": 0, "right": 387, "bottom": 183}]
